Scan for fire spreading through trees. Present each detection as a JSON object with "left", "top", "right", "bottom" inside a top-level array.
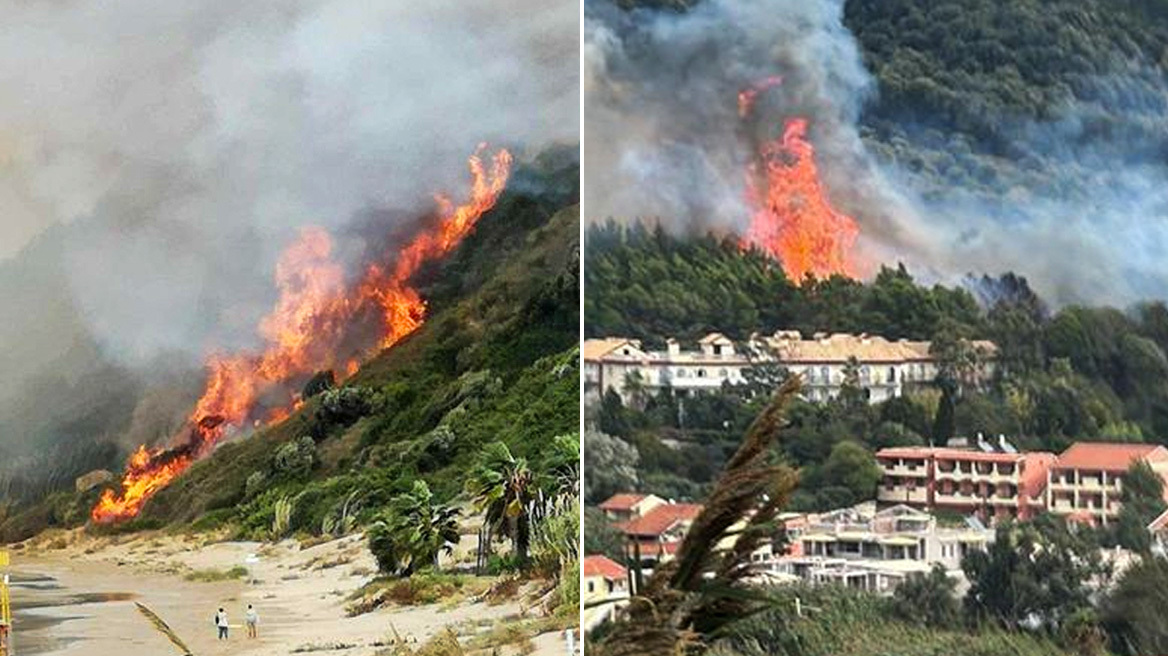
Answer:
[
  {"left": 738, "top": 76, "right": 860, "bottom": 283},
  {"left": 91, "top": 147, "right": 513, "bottom": 523}
]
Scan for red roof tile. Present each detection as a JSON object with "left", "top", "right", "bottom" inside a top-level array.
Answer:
[
  {"left": 598, "top": 493, "right": 648, "bottom": 511},
  {"left": 1054, "top": 443, "right": 1168, "bottom": 472},
  {"left": 877, "top": 447, "right": 1031, "bottom": 464},
  {"left": 582, "top": 555, "right": 627, "bottom": 580},
  {"left": 621, "top": 503, "right": 703, "bottom": 538}
]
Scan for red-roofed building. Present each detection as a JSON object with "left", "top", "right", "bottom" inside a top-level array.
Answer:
[
  {"left": 582, "top": 555, "right": 630, "bottom": 633},
  {"left": 597, "top": 493, "right": 666, "bottom": 523},
  {"left": 621, "top": 502, "right": 703, "bottom": 565},
  {"left": 876, "top": 447, "right": 1056, "bottom": 522},
  {"left": 1046, "top": 443, "right": 1168, "bottom": 525}
]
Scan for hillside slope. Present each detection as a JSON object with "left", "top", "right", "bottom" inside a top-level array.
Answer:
[{"left": 0, "top": 147, "right": 580, "bottom": 542}]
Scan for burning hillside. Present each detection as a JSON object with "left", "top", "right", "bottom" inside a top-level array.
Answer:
[
  {"left": 739, "top": 78, "right": 860, "bottom": 282},
  {"left": 91, "top": 146, "right": 513, "bottom": 523}
]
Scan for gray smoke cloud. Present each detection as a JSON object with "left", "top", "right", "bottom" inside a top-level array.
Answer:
[
  {"left": 584, "top": 0, "right": 1168, "bottom": 306},
  {"left": 1, "top": 0, "right": 577, "bottom": 362},
  {"left": 0, "top": 0, "right": 577, "bottom": 474}
]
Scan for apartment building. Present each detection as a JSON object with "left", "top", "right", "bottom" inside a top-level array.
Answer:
[
  {"left": 767, "top": 504, "right": 990, "bottom": 594},
  {"left": 583, "top": 330, "right": 996, "bottom": 406},
  {"left": 1046, "top": 443, "right": 1168, "bottom": 526},
  {"left": 876, "top": 445, "right": 1056, "bottom": 522}
]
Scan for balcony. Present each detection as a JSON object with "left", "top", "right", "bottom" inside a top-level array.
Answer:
[
  {"left": 882, "top": 464, "right": 928, "bottom": 478},
  {"left": 877, "top": 488, "right": 928, "bottom": 504}
]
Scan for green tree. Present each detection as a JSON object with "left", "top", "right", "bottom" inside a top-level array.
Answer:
[
  {"left": 1114, "top": 460, "right": 1166, "bottom": 553},
  {"left": 963, "top": 516, "right": 1107, "bottom": 630},
  {"left": 465, "top": 441, "right": 538, "bottom": 563},
  {"left": 889, "top": 563, "right": 959, "bottom": 628},
  {"left": 584, "top": 506, "right": 627, "bottom": 563},
  {"left": 818, "top": 441, "right": 881, "bottom": 503},
  {"left": 583, "top": 430, "right": 640, "bottom": 504},
  {"left": 1102, "top": 556, "right": 1168, "bottom": 655},
  {"left": 367, "top": 480, "right": 461, "bottom": 576}
]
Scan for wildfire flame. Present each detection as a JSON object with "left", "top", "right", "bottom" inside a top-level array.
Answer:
[
  {"left": 91, "top": 146, "right": 513, "bottom": 524},
  {"left": 738, "top": 78, "right": 859, "bottom": 282}
]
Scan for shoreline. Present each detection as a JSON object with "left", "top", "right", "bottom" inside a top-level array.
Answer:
[{"left": 5, "top": 529, "right": 568, "bottom": 655}]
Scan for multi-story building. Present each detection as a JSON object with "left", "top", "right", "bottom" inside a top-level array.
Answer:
[
  {"left": 766, "top": 504, "right": 990, "bottom": 594},
  {"left": 876, "top": 445, "right": 1056, "bottom": 522},
  {"left": 583, "top": 330, "right": 996, "bottom": 407},
  {"left": 1046, "top": 443, "right": 1168, "bottom": 526}
]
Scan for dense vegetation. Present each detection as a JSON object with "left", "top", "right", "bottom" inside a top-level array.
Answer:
[
  {"left": 844, "top": 0, "right": 1168, "bottom": 217},
  {"left": 586, "top": 223, "right": 1168, "bottom": 515}
]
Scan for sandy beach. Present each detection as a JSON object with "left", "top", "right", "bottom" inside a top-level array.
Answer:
[{"left": 6, "top": 530, "right": 570, "bottom": 656}]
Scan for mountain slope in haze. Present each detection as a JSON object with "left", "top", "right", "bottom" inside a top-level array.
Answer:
[{"left": 0, "top": 146, "right": 580, "bottom": 542}]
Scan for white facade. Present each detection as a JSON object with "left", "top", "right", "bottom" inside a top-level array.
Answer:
[
  {"left": 763, "top": 505, "right": 989, "bottom": 595},
  {"left": 583, "top": 331, "right": 996, "bottom": 407}
]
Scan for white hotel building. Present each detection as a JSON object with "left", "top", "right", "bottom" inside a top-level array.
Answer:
[{"left": 583, "top": 330, "right": 995, "bottom": 406}]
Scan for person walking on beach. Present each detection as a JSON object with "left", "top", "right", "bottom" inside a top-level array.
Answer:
[
  {"left": 215, "top": 607, "right": 229, "bottom": 640},
  {"left": 245, "top": 604, "right": 259, "bottom": 639}
]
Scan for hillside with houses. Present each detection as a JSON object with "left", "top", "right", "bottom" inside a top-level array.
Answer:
[{"left": 584, "top": 223, "right": 1168, "bottom": 655}]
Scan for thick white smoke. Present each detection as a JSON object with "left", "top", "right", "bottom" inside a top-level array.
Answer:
[
  {"left": 1, "top": 0, "right": 578, "bottom": 361},
  {"left": 0, "top": 0, "right": 578, "bottom": 466},
  {"left": 584, "top": 0, "right": 1168, "bottom": 306}
]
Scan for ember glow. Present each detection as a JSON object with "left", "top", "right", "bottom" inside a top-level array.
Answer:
[
  {"left": 738, "top": 80, "right": 860, "bottom": 282},
  {"left": 91, "top": 146, "right": 512, "bottom": 523}
]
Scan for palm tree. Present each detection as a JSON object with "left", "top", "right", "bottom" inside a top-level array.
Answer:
[
  {"left": 466, "top": 441, "right": 538, "bottom": 563},
  {"left": 544, "top": 433, "right": 580, "bottom": 502},
  {"left": 367, "top": 480, "right": 461, "bottom": 576}
]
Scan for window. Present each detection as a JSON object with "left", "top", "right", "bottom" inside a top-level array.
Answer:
[
  {"left": 820, "top": 366, "right": 830, "bottom": 383},
  {"left": 889, "top": 367, "right": 896, "bottom": 382},
  {"left": 588, "top": 581, "right": 595, "bottom": 593},
  {"left": 676, "top": 368, "right": 687, "bottom": 378},
  {"left": 697, "top": 369, "right": 707, "bottom": 378},
  {"left": 719, "top": 368, "right": 729, "bottom": 378},
  {"left": 713, "top": 344, "right": 723, "bottom": 355}
]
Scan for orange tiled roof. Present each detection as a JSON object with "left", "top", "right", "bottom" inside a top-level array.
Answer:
[
  {"left": 598, "top": 493, "right": 648, "bottom": 511},
  {"left": 582, "top": 555, "right": 627, "bottom": 580},
  {"left": 582, "top": 338, "right": 637, "bottom": 360},
  {"left": 877, "top": 447, "right": 1030, "bottom": 464},
  {"left": 761, "top": 332, "right": 997, "bottom": 364},
  {"left": 1053, "top": 443, "right": 1168, "bottom": 472},
  {"left": 621, "top": 503, "right": 703, "bottom": 538}
]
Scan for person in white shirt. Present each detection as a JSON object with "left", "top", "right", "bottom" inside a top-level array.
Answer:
[
  {"left": 215, "top": 608, "right": 229, "bottom": 640},
  {"left": 245, "top": 604, "right": 259, "bottom": 638}
]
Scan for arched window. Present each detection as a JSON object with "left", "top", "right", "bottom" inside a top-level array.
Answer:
[
  {"left": 718, "top": 368, "right": 729, "bottom": 378},
  {"left": 676, "top": 368, "right": 687, "bottom": 378},
  {"left": 697, "top": 369, "right": 707, "bottom": 378}
]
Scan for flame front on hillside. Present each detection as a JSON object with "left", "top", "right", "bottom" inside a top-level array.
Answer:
[
  {"left": 738, "top": 78, "right": 860, "bottom": 282},
  {"left": 91, "top": 146, "right": 513, "bottom": 523}
]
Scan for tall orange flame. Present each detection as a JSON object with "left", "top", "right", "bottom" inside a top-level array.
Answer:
[
  {"left": 738, "top": 78, "right": 859, "bottom": 282},
  {"left": 91, "top": 146, "right": 512, "bottom": 524}
]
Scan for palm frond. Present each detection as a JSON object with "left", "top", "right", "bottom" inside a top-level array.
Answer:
[
  {"left": 135, "top": 602, "right": 195, "bottom": 655},
  {"left": 592, "top": 376, "right": 802, "bottom": 656}
]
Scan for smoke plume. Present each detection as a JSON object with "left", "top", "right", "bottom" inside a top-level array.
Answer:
[
  {"left": 584, "top": 0, "right": 1168, "bottom": 306},
  {"left": 0, "top": 0, "right": 577, "bottom": 481}
]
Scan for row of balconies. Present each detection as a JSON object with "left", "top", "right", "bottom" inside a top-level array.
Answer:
[
  {"left": 933, "top": 492, "right": 1019, "bottom": 506},
  {"left": 876, "top": 488, "right": 929, "bottom": 504},
  {"left": 934, "top": 469, "right": 1019, "bottom": 483}
]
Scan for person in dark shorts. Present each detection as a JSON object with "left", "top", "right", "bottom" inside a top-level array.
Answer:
[{"left": 215, "top": 607, "right": 229, "bottom": 640}]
